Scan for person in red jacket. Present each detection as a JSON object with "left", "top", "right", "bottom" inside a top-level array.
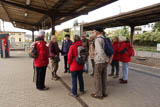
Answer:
[
  {"left": 109, "top": 36, "right": 120, "bottom": 78},
  {"left": 119, "top": 38, "right": 132, "bottom": 84},
  {"left": 68, "top": 35, "right": 85, "bottom": 97},
  {"left": 34, "top": 31, "right": 49, "bottom": 90}
]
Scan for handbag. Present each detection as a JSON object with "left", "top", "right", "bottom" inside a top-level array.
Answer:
[{"left": 54, "top": 56, "right": 60, "bottom": 63}]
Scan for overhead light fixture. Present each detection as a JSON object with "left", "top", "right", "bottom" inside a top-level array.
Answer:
[
  {"left": 26, "top": 0, "right": 31, "bottom": 5},
  {"left": 60, "top": 17, "right": 65, "bottom": 20},
  {"left": 24, "top": 12, "right": 28, "bottom": 17},
  {"left": 76, "top": 6, "right": 87, "bottom": 12},
  {"left": 13, "top": 21, "right": 15, "bottom": 24}
]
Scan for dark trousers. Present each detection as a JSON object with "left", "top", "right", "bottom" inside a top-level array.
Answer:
[
  {"left": 64, "top": 56, "right": 68, "bottom": 72},
  {"left": 36, "top": 66, "right": 47, "bottom": 89},
  {"left": 111, "top": 60, "right": 119, "bottom": 75},
  {"left": 71, "top": 70, "right": 84, "bottom": 95}
]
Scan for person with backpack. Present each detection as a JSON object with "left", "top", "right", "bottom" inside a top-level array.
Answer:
[
  {"left": 119, "top": 38, "right": 134, "bottom": 84},
  {"left": 108, "top": 36, "right": 120, "bottom": 78},
  {"left": 61, "top": 34, "right": 73, "bottom": 73},
  {"left": 81, "top": 35, "right": 89, "bottom": 73},
  {"left": 68, "top": 35, "right": 85, "bottom": 97},
  {"left": 49, "top": 35, "right": 61, "bottom": 80},
  {"left": 91, "top": 27, "right": 112, "bottom": 100},
  {"left": 34, "top": 31, "right": 49, "bottom": 91},
  {"left": 89, "top": 35, "right": 95, "bottom": 76}
]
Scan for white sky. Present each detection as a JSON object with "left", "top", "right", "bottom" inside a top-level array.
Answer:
[{"left": 0, "top": 0, "right": 160, "bottom": 35}]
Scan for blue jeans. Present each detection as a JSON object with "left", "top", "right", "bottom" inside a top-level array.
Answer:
[
  {"left": 84, "top": 58, "right": 89, "bottom": 72},
  {"left": 71, "top": 70, "right": 84, "bottom": 95},
  {"left": 122, "top": 62, "right": 129, "bottom": 80}
]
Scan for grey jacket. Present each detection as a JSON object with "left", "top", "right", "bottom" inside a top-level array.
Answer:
[{"left": 94, "top": 35, "right": 108, "bottom": 64}]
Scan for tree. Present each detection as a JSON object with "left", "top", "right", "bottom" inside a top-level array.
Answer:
[
  {"left": 120, "top": 26, "right": 130, "bottom": 38},
  {"left": 153, "top": 21, "right": 160, "bottom": 32},
  {"left": 45, "top": 32, "right": 49, "bottom": 42}
]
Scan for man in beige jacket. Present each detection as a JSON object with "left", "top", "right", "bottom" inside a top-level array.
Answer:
[{"left": 91, "top": 27, "right": 112, "bottom": 100}]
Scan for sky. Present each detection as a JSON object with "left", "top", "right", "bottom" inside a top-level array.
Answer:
[{"left": 0, "top": 0, "right": 160, "bottom": 35}]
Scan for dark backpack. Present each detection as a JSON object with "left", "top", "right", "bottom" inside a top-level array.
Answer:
[
  {"left": 29, "top": 43, "right": 38, "bottom": 58},
  {"left": 97, "top": 37, "right": 113, "bottom": 57},
  {"left": 74, "top": 45, "right": 87, "bottom": 65}
]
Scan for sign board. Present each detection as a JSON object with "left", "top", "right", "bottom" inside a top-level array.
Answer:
[{"left": 157, "top": 43, "right": 160, "bottom": 51}]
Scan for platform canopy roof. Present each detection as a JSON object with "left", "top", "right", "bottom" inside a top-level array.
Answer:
[
  {"left": 83, "top": 3, "right": 160, "bottom": 30},
  {"left": 0, "top": 0, "right": 117, "bottom": 31}
]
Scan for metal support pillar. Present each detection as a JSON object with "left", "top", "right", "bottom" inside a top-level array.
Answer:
[
  {"left": 130, "top": 26, "right": 135, "bottom": 45},
  {"left": 51, "top": 16, "right": 55, "bottom": 35},
  {"left": 32, "top": 30, "right": 35, "bottom": 42}
]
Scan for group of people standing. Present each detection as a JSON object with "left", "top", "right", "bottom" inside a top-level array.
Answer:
[{"left": 32, "top": 27, "right": 133, "bottom": 100}]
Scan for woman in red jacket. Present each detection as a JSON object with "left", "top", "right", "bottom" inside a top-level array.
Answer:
[
  {"left": 34, "top": 31, "right": 49, "bottom": 90},
  {"left": 109, "top": 36, "right": 120, "bottom": 78},
  {"left": 68, "top": 35, "right": 85, "bottom": 97},
  {"left": 119, "top": 39, "right": 132, "bottom": 84}
]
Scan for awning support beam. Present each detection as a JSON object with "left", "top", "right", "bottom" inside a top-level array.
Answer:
[{"left": 130, "top": 26, "right": 135, "bottom": 45}]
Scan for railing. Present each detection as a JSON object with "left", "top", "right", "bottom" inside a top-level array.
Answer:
[{"left": 10, "top": 42, "right": 32, "bottom": 51}]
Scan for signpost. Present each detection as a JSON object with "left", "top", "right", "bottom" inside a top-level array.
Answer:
[{"left": 157, "top": 43, "right": 160, "bottom": 51}]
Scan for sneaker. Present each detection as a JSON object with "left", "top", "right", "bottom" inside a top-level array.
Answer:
[
  {"left": 38, "top": 87, "right": 49, "bottom": 91},
  {"left": 69, "top": 93, "right": 79, "bottom": 97},
  {"left": 119, "top": 78, "right": 123, "bottom": 81},
  {"left": 120, "top": 80, "right": 128, "bottom": 84},
  {"left": 103, "top": 94, "right": 108, "bottom": 97},
  {"left": 108, "top": 74, "right": 114, "bottom": 76},
  {"left": 79, "top": 91, "right": 86, "bottom": 94},
  {"left": 113, "top": 75, "right": 119, "bottom": 78}
]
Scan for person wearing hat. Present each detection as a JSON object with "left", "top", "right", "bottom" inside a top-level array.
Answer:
[
  {"left": 61, "top": 34, "right": 73, "bottom": 73},
  {"left": 49, "top": 35, "right": 61, "bottom": 80},
  {"left": 91, "top": 27, "right": 112, "bottom": 99},
  {"left": 118, "top": 38, "right": 133, "bottom": 84},
  {"left": 34, "top": 30, "right": 49, "bottom": 91}
]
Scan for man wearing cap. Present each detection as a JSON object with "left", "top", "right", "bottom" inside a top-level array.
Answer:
[
  {"left": 91, "top": 27, "right": 112, "bottom": 99},
  {"left": 34, "top": 30, "right": 49, "bottom": 91},
  {"left": 61, "top": 34, "right": 73, "bottom": 73}
]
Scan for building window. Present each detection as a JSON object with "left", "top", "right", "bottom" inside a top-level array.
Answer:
[{"left": 19, "top": 38, "right": 21, "bottom": 42}]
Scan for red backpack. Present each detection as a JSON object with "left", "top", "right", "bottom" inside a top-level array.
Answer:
[{"left": 127, "top": 45, "right": 135, "bottom": 57}]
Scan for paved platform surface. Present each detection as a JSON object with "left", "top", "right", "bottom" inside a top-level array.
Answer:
[{"left": 0, "top": 51, "right": 160, "bottom": 107}]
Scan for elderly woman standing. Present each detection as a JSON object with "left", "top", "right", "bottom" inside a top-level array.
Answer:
[
  {"left": 34, "top": 31, "right": 49, "bottom": 91},
  {"left": 49, "top": 35, "right": 61, "bottom": 80}
]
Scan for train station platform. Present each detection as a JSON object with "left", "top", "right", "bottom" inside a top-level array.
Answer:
[{"left": 0, "top": 51, "right": 160, "bottom": 107}]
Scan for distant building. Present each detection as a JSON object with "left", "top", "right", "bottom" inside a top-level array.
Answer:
[
  {"left": 104, "top": 23, "right": 155, "bottom": 35},
  {"left": 0, "top": 31, "right": 26, "bottom": 48},
  {"left": 135, "top": 23, "right": 155, "bottom": 34}
]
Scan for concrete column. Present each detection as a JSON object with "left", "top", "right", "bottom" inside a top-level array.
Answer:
[
  {"left": 51, "top": 16, "right": 55, "bottom": 35},
  {"left": 32, "top": 30, "right": 34, "bottom": 42},
  {"left": 130, "top": 26, "right": 135, "bottom": 45}
]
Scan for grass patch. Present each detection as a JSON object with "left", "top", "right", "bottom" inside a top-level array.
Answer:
[{"left": 134, "top": 46, "right": 160, "bottom": 53}]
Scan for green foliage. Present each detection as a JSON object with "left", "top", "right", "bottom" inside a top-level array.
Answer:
[
  {"left": 120, "top": 26, "right": 130, "bottom": 38},
  {"left": 56, "top": 31, "right": 65, "bottom": 43},
  {"left": 134, "top": 31, "right": 160, "bottom": 46},
  {"left": 45, "top": 32, "right": 50, "bottom": 42},
  {"left": 153, "top": 21, "right": 160, "bottom": 32},
  {"left": 107, "top": 27, "right": 130, "bottom": 41}
]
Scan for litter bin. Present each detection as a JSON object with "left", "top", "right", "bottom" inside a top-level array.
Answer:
[{"left": 0, "top": 34, "right": 10, "bottom": 58}]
